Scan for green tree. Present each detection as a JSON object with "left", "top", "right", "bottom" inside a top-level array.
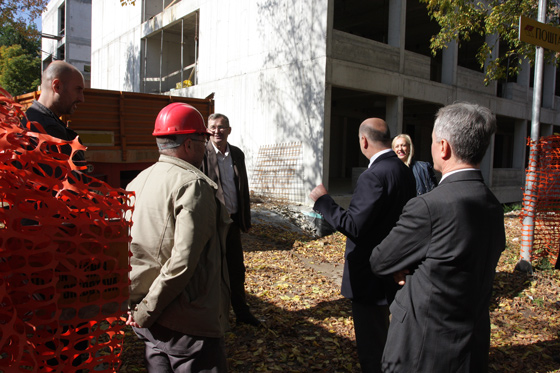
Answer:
[
  {"left": 0, "top": 0, "right": 47, "bottom": 38},
  {"left": 0, "top": 44, "right": 41, "bottom": 96},
  {"left": 0, "top": 23, "right": 40, "bottom": 57},
  {"left": 420, "top": 0, "right": 560, "bottom": 83},
  {"left": 0, "top": 21, "right": 41, "bottom": 96}
]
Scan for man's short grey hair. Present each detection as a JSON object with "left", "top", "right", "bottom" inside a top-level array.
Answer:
[
  {"left": 156, "top": 134, "right": 190, "bottom": 151},
  {"left": 433, "top": 102, "right": 496, "bottom": 165},
  {"left": 208, "top": 113, "right": 229, "bottom": 127}
]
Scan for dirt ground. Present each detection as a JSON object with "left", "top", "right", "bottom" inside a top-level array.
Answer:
[{"left": 118, "top": 203, "right": 560, "bottom": 373}]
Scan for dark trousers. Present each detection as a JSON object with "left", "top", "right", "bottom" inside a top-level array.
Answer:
[
  {"left": 351, "top": 301, "right": 390, "bottom": 373},
  {"left": 226, "top": 219, "right": 251, "bottom": 317},
  {"left": 133, "top": 324, "right": 227, "bottom": 373}
]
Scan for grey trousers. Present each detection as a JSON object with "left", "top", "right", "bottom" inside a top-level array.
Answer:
[{"left": 133, "top": 323, "right": 227, "bottom": 373}]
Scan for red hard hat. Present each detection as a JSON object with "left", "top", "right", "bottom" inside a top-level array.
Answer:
[{"left": 153, "top": 103, "right": 210, "bottom": 136}]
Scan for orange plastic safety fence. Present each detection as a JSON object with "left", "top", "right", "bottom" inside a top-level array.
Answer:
[
  {"left": 520, "top": 135, "right": 560, "bottom": 265},
  {"left": 0, "top": 88, "right": 134, "bottom": 372}
]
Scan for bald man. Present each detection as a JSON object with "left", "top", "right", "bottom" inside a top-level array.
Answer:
[
  {"left": 26, "top": 61, "right": 86, "bottom": 167},
  {"left": 310, "top": 118, "right": 416, "bottom": 373}
]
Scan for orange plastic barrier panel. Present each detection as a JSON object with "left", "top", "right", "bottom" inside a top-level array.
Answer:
[
  {"left": 520, "top": 135, "right": 560, "bottom": 265},
  {"left": 0, "top": 88, "right": 134, "bottom": 372}
]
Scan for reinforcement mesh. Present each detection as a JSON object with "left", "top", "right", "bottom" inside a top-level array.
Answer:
[
  {"left": 520, "top": 135, "right": 560, "bottom": 265},
  {"left": 250, "top": 142, "right": 303, "bottom": 203},
  {"left": 0, "top": 88, "right": 134, "bottom": 372}
]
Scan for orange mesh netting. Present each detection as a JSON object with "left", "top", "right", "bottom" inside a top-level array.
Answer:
[
  {"left": 0, "top": 88, "right": 134, "bottom": 372},
  {"left": 520, "top": 135, "right": 560, "bottom": 265}
]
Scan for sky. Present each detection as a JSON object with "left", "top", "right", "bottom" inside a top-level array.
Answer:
[{"left": 18, "top": 8, "right": 42, "bottom": 31}]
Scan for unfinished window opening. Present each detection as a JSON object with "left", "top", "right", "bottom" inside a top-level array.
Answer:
[
  {"left": 329, "top": 88, "right": 387, "bottom": 194},
  {"left": 43, "top": 56, "right": 53, "bottom": 72},
  {"left": 57, "top": 45, "right": 65, "bottom": 61},
  {"left": 457, "top": 33, "right": 485, "bottom": 72},
  {"left": 493, "top": 118, "right": 515, "bottom": 169},
  {"left": 143, "top": 0, "right": 183, "bottom": 22},
  {"left": 58, "top": 2, "right": 65, "bottom": 36},
  {"left": 142, "top": 11, "right": 198, "bottom": 94},
  {"left": 333, "top": 0, "right": 389, "bottom": 43},
  {"left": 402, "top": 99, "right": 440, "bottom": 163}
]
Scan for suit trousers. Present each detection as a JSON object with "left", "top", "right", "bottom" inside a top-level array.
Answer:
[
  {"left": 133, "top": 324, "right": 227, "bottom": 373},
  {"left": 226, "top": 218, "right": 250, "bottom": 317},
  {"left": 351, "top": 301, "right": 390, "bottom": 373}
]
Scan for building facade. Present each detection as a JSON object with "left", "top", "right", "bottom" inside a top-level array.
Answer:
[
  {"left": 42, "top": 0, "right": 92, "bottom": 86},
  {"left": 91, "top": 0, "right": 560, "bottom": 205}
]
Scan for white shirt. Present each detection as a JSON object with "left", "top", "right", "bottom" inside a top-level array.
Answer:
[
  {"left": 368, "top": 148, "right": 393, "bottom": 168},
  {"left": 439, "top": 168, "right": 478, "bottom": 183},
  {"left": 212, "top": 142, "right": 238, "bottom": 215}
]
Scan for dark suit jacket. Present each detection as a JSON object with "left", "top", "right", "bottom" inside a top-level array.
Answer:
[
  {"left": 202, "top": 142, "right": 251, "bottom": 232},
  {"left": 314, "top": 150, "right": 416, "bottom": 305},
  {"left": 370, "top": 170, "right": 505, "bottom": 373}
]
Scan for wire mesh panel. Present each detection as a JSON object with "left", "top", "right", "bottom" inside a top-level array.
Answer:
[
  {"left": 251, "top": 142, "right": 304, "bottom": 203},
  {"left": 520, "top": 135, "right": 560, "bottom": 265}
]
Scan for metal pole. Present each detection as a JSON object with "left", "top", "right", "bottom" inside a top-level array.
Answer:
[
  {"left": 181, "top": 18, "right": 184, "bottom": 88},
  {"left": 194, "top": 11, "right": 199, "bottom": 85},
  {"left": 143, "top": 38, "right": 147, "bottom": 93},
  {"left": 517, "top": 0, "right": 547, "bottom": 274},
  {"left": 159, "top": 30, "right": 164, "bottom": 93}
]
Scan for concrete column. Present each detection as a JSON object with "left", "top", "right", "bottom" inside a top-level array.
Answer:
[
  {"left": 441, "top": 41, "right": 458, "bottom": 86},
  {"left": 542, "top": 61, "right": 557, "bottom": 109},
  {"left": 322, "top": 84, "right": 332, "bottom": 187},
  {"left": 388, "top": 0, "right": 405, "bottom": 48},
  {"left": 485, "top": 33, "right": 499, "bottom": 96},
  {"left": 512, "top": 119, "right": 528, "bottom": 169},
  {"left": 388, "top": 0, "right": 406, "bottom": 73},
  {"left": 386, "top": 96, "right": 404, "bottom": 137},
  {"left": 518, "top": 59, "right": 531, "bottom": 87}
]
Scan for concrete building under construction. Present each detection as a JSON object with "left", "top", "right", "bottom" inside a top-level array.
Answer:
[
  {"left": 90, "top": 0, "right": 560, "bottom": 205},
  {"left": 41, "top": 0, "right": 92, "bottom": 87}
]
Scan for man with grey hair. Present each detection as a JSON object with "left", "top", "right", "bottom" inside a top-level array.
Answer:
[
  {"left": 202, "top": 113, "right": 260, "bottom": 326},
  {"left": 127, "top": 103, "right": 231, "bottom": 372},
  {"left": 370, "top": 102, "right": 505, "bottom": 372}
]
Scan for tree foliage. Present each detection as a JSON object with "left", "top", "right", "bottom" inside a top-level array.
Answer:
[
  {"left": 420, "top": 0, "right": 560, "bottom": 83},
  {"left": 0, "top": 22, "right": 41, "bottom": 96},
  {"left": 0, "top": 44, "right": 41, "bottom": 96},
  {"left": 0, "top": 0, "right": 47, "bottom": 38}
]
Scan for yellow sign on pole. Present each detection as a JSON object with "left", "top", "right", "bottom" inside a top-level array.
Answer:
[{"left": 519, "top": 15, "right": 560, "bottom": 53}]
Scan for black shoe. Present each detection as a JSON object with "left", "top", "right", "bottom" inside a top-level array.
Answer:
[{"left": 236, "top": 313, "right": 261, "bottom": 327}]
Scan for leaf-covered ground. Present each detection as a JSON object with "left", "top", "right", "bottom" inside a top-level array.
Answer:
[{"left": 119, "top": 207, "right": 560, "bottom": 372}]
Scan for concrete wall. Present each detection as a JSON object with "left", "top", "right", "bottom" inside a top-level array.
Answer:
[
  {"left": 91, "top": 1, "right": 143, "bottom": 91},
  {"left": 92, "top": 0, "right": 329, "bottom": 203},
  {"left": 42, "top": 0, "right": 92, "bottom": 83},
  {"left": 91, "top": 0, "right": 560, "bottom": 205}
]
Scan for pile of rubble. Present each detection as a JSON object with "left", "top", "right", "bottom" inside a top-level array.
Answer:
[{"left": 250, "top": 196, "right": 335, "bottom": 238}]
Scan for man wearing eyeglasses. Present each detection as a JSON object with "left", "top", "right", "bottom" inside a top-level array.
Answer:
[{"left": 202, "top": 113, "right": 261, "bottom": 327}]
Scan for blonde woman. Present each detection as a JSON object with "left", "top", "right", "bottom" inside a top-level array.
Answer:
[{"left": 392, "top": 134, "right": 437, "bottom": 195}]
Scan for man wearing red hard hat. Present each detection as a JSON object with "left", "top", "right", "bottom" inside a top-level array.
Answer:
[{"left": 126, "top": 103, "right": 231, "bottom": 372}]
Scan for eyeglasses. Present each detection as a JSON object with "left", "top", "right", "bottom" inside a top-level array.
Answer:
[{"left": 208, "top": 126, "right": 229, "bottom": 132}]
